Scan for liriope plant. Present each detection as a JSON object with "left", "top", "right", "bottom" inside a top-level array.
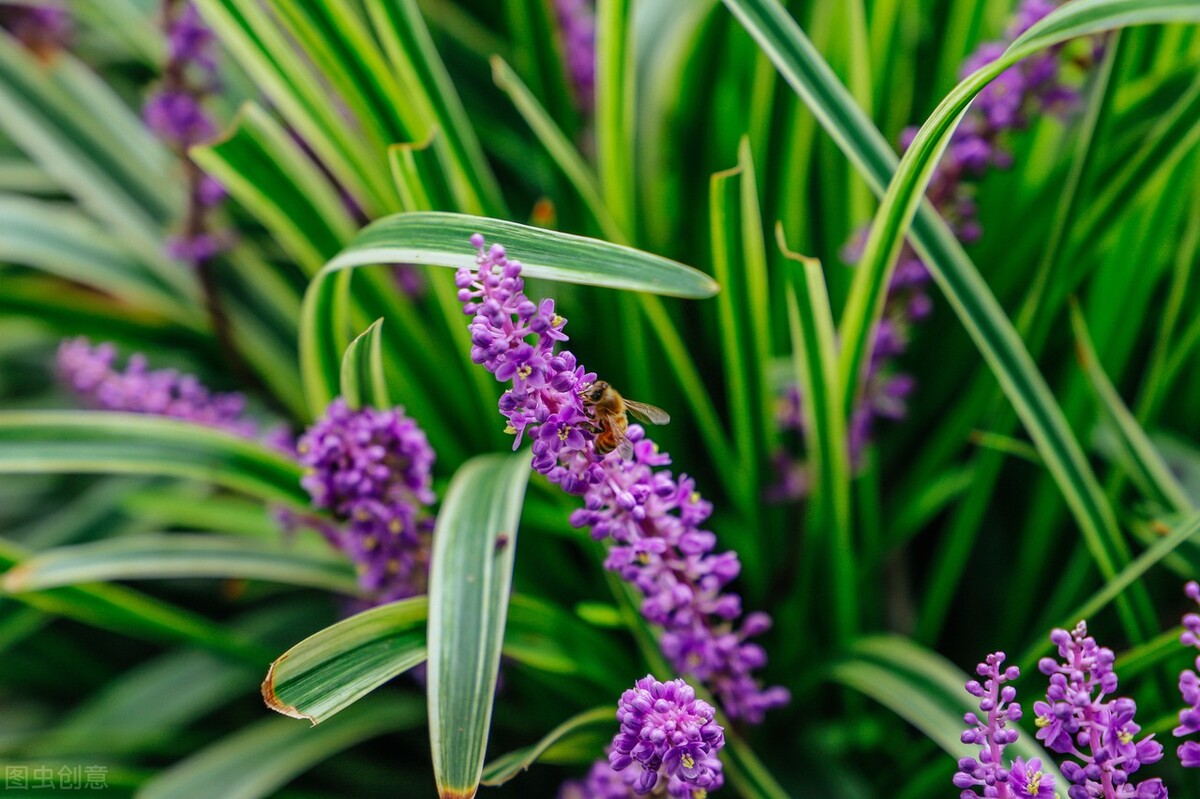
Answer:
[{"left": 0, "top": 1, "right": 1197, "bottom": 798}]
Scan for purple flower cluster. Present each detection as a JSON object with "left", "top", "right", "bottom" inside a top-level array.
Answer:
[
  {"left": 612, "top": 676, "right": 725, "bottom": 796},
  {"left": 295, "top": 399, "right": 436, "bottom": 603},
  {"left": 552, "top": 0, "right": 596, "bottom": 112},
  {"left": 56, "top": 337, "right": 256, "bottom": 437},
  {"left": 1174, "top": 581, "right": 1200, "bottom": 767},
  {"left": 143, "top": 1, "right": 228, "bottom": 264},
  {"left": 769, "top": 0, "right": 1090, "bottom": 501},
  {"left": 561, "top": 676, "right": 725, "bottom": 798},
  {"left": 954, "top": 652, "right": 1054, "bottom": 798},
  {"left": 457, "top": 235, "right": 787, "bottom": 723},
  {"left": 0, "top": 2, "right": 69, "bottom": 59},
  {"left": 1035, "top": 622, "right": 1165, "bottom": 799}
]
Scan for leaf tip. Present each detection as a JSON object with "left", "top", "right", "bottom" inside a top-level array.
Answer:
[{"left": 261, "top": 656, "right": 318, "bottom": 726}]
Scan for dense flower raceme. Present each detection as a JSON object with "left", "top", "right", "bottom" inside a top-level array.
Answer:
[
  {"left": 1175, "top": 581, "right": 1200, "bottom": 767},
  {"left": 0, "top": 1, "right": 70, "bottom": 59},
  {"left": 770, "top": 0, "right": 1090, "bottom": 501},
  {"left": 1035, "top": 622, "right": 1165, "bottom": 799},
  {"left": 560, "top": 676, "right": 725, "bottom": 799},
  {"left": 954, "top": 652, "right": 1055, "bottom": 799},
  {"left": 57, "top": 337, "right": 256, "bottom": 437},
  {"left": 143, "top": 0, "right": 228, "bottom": 264},
  {"left": 458, "top": 235, "right": 788, "bottom": 723},
  {"left": 294, "top": 400, "right": 437, "bottom": 603},
  {"left": 552, "top": 0, "right": 596, "bottom": 112}
]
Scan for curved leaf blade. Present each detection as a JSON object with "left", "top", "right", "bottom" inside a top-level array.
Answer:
[
  {"left": 140, "top": 697, "right": 425, "bottom": 799},
  {"left": 428, "top": 453, "right": 532, "bottom": 799},
  {"left": 0, "top": 412, "right": 308, "bottom": 508},
  {"left": 2, "top": 534, "right": 359, "bottom": 595},
  {"left": 481, "top": 706, "right": 613, "bottom": 786},
  {"left": 263, "top": 596, "right": 428, "bottom": 725},
  {"left": 324, "top": 211, "right": 718, "bottom": 298}
]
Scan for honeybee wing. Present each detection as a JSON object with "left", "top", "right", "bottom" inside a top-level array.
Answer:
[
  {"left": 623, "top": 400, "right": 670, "bottom": 426},
  {"left": 616, "top": 435, "right": 635, "bottom": 459}
]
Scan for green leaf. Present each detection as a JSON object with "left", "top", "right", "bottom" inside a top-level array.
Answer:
[
  {"left": 0, "top": 195, "right": 201, "bottom": 325},
  {"left": 364, "top": 0, "right": 506, "bottom": 215},
  {"left": 1, "top": 534, "right": 359, "bottom": 596},
  {"left": 595, "top": 0, "right": 636, "bottom": 233},
  {"left": 480, "top": 706, "right": 612, "bottom": 786},
  {"left": 1069, "top": 303, "right": 1193, "bottom": 513},
  {"left": 427, "top": 453, "right": 531, "bottom": 799},
  {"left": 0, "top": 538, "right": 273, "bottom": 664},
  {"left": 0, "top": 36, "right": 186, "bottom": 289},
  {"left": 194, "top": 0, "right": 393, "bottom": 213},
  {"left": 139, "top": 697, "right": 425, "bottom": 799},
  {"left": 0, "top": 412, "right": 308, "bottom": 508},
  {"left": 190, "top": 102, "right": 359, "bottom": 276},
  {"left": 300, "top": 211, "right": 718, "bottom": 417},
  {"left": 340, "top": 319, "right": 391, "bottom": 411},
  {"left": 779, "top": 229, "right": 853, "bottom": 644},
  {"left": 263, "top": 597, "right": 428, "bottom": 725},
  {"left": 322, "top": 212, "right": 718, "bottom": 297},
  {"left": 709, "top": 139, "right": 775, "bottom": 511},
  {"left": 1026, "top": 512, "right": 1200, "bottom": 668},
  {"left": 490, "top": 55, "right": 622, "bottom": 241}
]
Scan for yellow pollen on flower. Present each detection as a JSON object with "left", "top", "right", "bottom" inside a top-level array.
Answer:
[
  {"left": 1035, "top": 714, "right": 1051, "bottom": 729},
  {"left": 363, "top": 535, "right": 377, "bottom": 551},
  {"left": 297, "top": 442, "right": 309, "bottom": 454},
  {"left": 692, "top": 790, "right": 707, "bottom": 799},
  {"left": 1025, "top": 770, "right": 1044, "bottom": 793},
  {"left": 551, "top": 314, "right": 565, "bottom": 327},
  {"left": 690, "top": 491, "right": 701, "bottom": 504},
  {"left": 386, "top": 559, "right": 399, "bottom": 574},
  {"left": 557, "top": 426, "right": 571, "bottom": 441},
  {"left": 636, "top": 552, "right": 651, "bottom": 565},
  {"left": 354, "top": 508, "right": 372, "bottom": 521},
  {"left": 388, "top": 519, "right": 403, "bottom": 534},
  {"left": 687, "top": 652, "right": 703, "bottom": 668},
  {"left": 504, "top": 424, "right": 517, "bottom": 435},
  {"left": 1118, "top": 730, "right": 1134, "bottom": 745},
  {"left": 517, "top": 364, "right": 532, "bottom": 379},
  {"left": 681, "top": 753, "right": 694, "bottom": 769}
]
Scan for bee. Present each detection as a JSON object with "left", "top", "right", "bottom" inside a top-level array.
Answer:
[{"left": 581, "top": 380, "right": 671, "bottom": 458}]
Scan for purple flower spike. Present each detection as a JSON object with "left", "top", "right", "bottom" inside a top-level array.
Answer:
[
  {"left": 1035, "top": 622, "right": 1165, "bottom": 798},
  {"left": 954, "top": 652, "right": 1049, "bottom": 798},
  {"left": 460, "top": 236, "right": 787, "bottom": 723},
  {"left": 144, "top": 1, "right": 229, "bottom": 265},
  {"left": 553, "top": 0, "right": 596, "bottom": 112},
  {"left": 1175, "top": 581, "right": 1200, "bottom": 768},
  {"left": 296, "top": 399, "right": 436, "bottom": 603},
  {"left": 56, "top": 337, "right": 256, "bottom": 437}
]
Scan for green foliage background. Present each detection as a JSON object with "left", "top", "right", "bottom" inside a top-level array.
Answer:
[{"left": 0, "top": 0, "right": 1198, "bottom": 796}]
